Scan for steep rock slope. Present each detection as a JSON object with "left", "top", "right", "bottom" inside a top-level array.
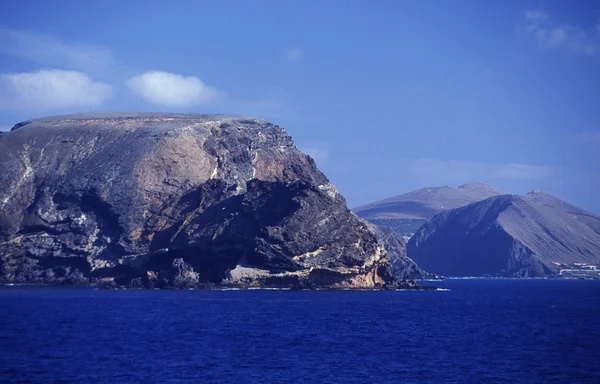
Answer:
[
  {"left": 354, "top": 183, "right": 501, "bottom": 235},
  {"left": 407, "top": 193, "right": 600, "bottom": 277},
  {"left": 0, "top": 113, "right": 425, "bottom": 288}
]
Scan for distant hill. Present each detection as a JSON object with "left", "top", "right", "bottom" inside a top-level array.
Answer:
[
  {"left": 354, "top": 183, "right": 502, "bottom": 220},
  {"left": 353, "top": 183, "right": 501, "bottom": 236},
  {"left": 407, "top": 192, "right": 600, "bottom": 277}
]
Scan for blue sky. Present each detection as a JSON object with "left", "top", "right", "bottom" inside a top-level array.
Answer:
[{"left": 1, "top": 0, "right": 599, "bottom": 212}]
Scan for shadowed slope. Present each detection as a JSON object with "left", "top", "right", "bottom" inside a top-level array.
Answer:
[{"left": 407, "top": 193, "right": 600, "bottom": 277}]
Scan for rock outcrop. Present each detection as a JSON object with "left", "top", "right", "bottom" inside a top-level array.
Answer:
[
  {"left": 354, "top": 183, "right": 501, "bottom": 236},
  {"left": 407, "top": 192, "right": 600, "bottom": 277},
  {"left": 0, "top": 112, "right": 424, "bottom": 288}
]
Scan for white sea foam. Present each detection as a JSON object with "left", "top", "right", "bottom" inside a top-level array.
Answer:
[{"left": 246, "top": 287, "right": 292, "bottom": 291}]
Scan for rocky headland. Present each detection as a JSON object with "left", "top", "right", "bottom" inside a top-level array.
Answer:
[{"left": 0, "top": 113, "right": 429, "bottom": 289}]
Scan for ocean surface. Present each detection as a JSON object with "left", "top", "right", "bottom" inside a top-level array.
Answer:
[{"left": 1, "top": 279, "right": 599, "bottom": 383}]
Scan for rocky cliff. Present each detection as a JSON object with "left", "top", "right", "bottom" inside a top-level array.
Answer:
[
  {"left": 407, "top": 192, "right": 600, "bottom": 277},
  {"left": 0, "top": 112, "right": 426, "bottom": 288}
]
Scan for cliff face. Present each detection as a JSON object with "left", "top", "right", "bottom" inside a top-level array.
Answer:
[
  {"left": 0, "top": 113, "right": 422, "bottom": 288},
  {"left": 407, "top": 193, "right": 600, "bottom": 277}
]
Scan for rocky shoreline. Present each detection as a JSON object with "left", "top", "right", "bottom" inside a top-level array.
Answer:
[{"left": 0, "top": 280, "right": 434, "bottom": 291}]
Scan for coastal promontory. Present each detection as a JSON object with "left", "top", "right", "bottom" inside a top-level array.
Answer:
[{"left": 0, "top": 113, "right": 427, "bottom": 288}]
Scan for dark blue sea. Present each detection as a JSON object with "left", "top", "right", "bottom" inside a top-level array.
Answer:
[{"left": 1, "top": 279, "right": 599, "bottom": 383}]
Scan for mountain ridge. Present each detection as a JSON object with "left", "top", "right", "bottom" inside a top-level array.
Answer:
[
  {"left": 407, "top": 192, "right": 600, "bottom": 277},
  {"left": 354, "top": 182, "right": 502, "bottom": 220}
]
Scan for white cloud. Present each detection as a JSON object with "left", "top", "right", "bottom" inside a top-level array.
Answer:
[
  {"left": 525, "top": 10, "right": 600, "bottom": 55},
  {"left": 0, "top": 28, "right": 115, "bottom": 72},
  {"left": 0, "top": 69, "right": 112, "bottom": 110},
  {"left": 126, "top": 71, "right": 218, "bottom": 108},
  {"left": 284, "top": 48, "right": 303, "bottom": 62}
]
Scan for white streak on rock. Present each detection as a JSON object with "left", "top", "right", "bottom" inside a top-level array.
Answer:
[
  {"left": 318, "top": 183, "right": 338, "bottom": 200},
  {"left": 1, "top": 150, "right": 34, "bottom": 208}
]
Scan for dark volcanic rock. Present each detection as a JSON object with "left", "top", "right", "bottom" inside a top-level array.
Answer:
[
  {"left": 407, "top": 193, "right": 600, "bottom": 277},
  {"left": 366, "top": 223, "right": 432, "bottom": 280},
  {"left": 0, "top": 112, "right": 422, "bottom": 288}
]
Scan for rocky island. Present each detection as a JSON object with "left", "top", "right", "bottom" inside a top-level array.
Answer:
[
  {"left": 407, "top": 191, "right": 600, "bottom": 277},
  {"left": 0, "top": 112, "right": 428, "bottom": 289}
]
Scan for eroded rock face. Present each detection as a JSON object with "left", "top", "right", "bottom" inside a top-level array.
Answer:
[{"left": 0, "top": 112, "right": 422, "bottom": 288}]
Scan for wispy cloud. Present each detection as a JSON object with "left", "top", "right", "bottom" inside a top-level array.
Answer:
[
  {"left": 578, "top": 131, "right": 600, "bottom": 144},
  {"left": 126, "top": 71, "right": 219, "bottom": 108},
  {"left": 299, "top": 144, "right": 329, "bottom": 164},
  {"left": 525, "top": 10, "right": 600, "bottom": 55},
  {"left": 231, "top": 97, "right": 302, "bottom": 121},
  {"left": 0, "top": 69, "right": 112, "bottom": 110},
  {"left": 408, "top": 158, "right": 553, "bottom": 182},
  {"left": 495, "top": 163, "right": 553, "bottom": 179},
  {"left": 0, "top": 28, "right": 115, "bottom": 72},
  {"left": 284, "top": 48, "right": 303, "bottom": 62}
]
